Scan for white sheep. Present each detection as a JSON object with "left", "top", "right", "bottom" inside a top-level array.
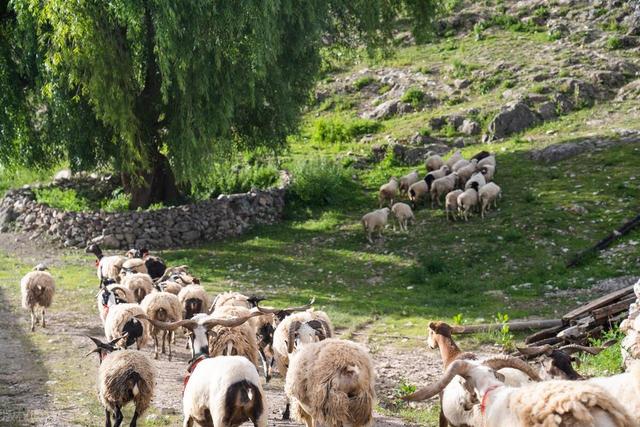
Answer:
[
  {"left": 480, "top": 164, "right": 496, "bottom": 182},
  {"left": 587, "top": 362, "right": 640, "bottom": 424},
  {"left": 399, "top": 170, "right": 420, "bottom": 194},
  {"left": 457, "top": 182, "right": 480, "bottom": 221},
  {"left": 86, "top": 244, "right": 126, "bottom": 283},
  {"left": 456, "top": 159, "right": 478, "bottom": 187},
  {"left": 104, "top": 303, "right": 149, "bottom": 350},
  {"left": 465, "top": 171, "right": 486, "bottom": 190},
  {"left": 426, "top": 164, "right": 450, "bottom": 181},
  {"left": 286, "top": 339, "right": 375, "bottom": 427},
  {"left": 361, "top": 208, "right": 391, "bottom": 243},
  {"left": 182, "top": 356, "right": 267, "bottom": 427},
  {"left": 479, "top": 182, "right": 502, "bottom": 218},
  {"left": 426, "top": 152, "right": 445, "bottom": 172},
  {"left": 121, "top": 273, "right": 154, "bottom": 303},
  {"left": 404, "top": 359, "right": 633, "bottom": 427},
  {"left": 445, "top": 150, "right": 463, "bottom": 169},
  {"left": 430, "top": 172, "right": 458, "bottom": 208},
  {"left": 408, "top": 180, "right": 430, "bottom": 209},
  {"left": 444, "top": 189, "right": 463, "bottom": 221},
  {"left": 178, "top": 284, "right": 211, "bottom": 320},
  {"left": 20, "top": 264, "right": 55, "bottom": 332},
  {"left": 451, "top": 158, "right": 470, "bottom": 172},
  {"left": 97, "top": 283, "right": 134, "bottom": 325},
  {"left": 86, "top": 336, "right": 156, "bottom": 427},
  {"left": 205, "top": 305, "right": 261, "bottom": 369},
  {"left": 477, "top": 154, "right": 496, "bottom": 170},
  {"left": 120, "top": 258, "right": 148, "bottom": 278},
  {"left": 391, "top": 202, "right": 414, "bottom": 231},
  {"left": 140, "top": 291, "right": 182, "bottom": 360},
  {"left": 378, "top": 177, "right": 399, "bottom": 208}
]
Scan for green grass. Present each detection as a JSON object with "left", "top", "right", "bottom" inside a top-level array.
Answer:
[
  {"left": 35, "top": 187, "right": 92, "bottom": 212},
  {"left": 310, "top": 116, "right": 382, "bottom": 146},
  {"left": 400, "top": 87, "right": 426, "bottom": 108}
]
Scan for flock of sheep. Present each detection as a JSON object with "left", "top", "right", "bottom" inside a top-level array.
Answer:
[
  {"left": 20, "top": 246, "right": 376, "bottom": 427},
  {"left": 17, "top": 247, "right": 640, "bottom": 427},
  {"left": 362, "top": 149, "right": 502, "bottom": 243}
]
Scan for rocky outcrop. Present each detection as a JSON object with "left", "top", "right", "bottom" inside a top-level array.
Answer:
[
  {"left": 528, "top": 132, "right": 640, "bottom": 163},
  {"left": 616, "top": 79, "right": 640, "bottom": 100},
  {"left": 0, "top": 178, "right": 286, "bottom": 249},
  {"left": 487, "top": 102, "right": 540, "bottom": 140}
]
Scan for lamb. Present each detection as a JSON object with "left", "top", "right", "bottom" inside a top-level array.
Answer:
[
  {"left": 445, "top": 150, "right": 463, "bottom": 169},
  {"left": 457, "top": 182, "right": 480, "bottom": 221},
  {"left": 286, "top": 339, "right": 375, "bottom": 427},
  {"left": 451, "top": 158, "right": 470, "bottom": 173},
  {"left": 121, "top": 273, "right": 154, "bottom": 303},
  {"left": 182, "top": 356, "right": 267, "bottom": 427},
  {"left": 178, "top": 284, "right": 211, "bottom": 320},
  {"left": 104, "top": 303, "right": 149, "bottom": 350},
  {"left": 378, "top": 177, "right": 399, "bottom": 208},
  {"left": 399, "top": 170, "right": 420, "bottom": 194},
  {"left": 480, "top": 164, "right": 495, "bottom": 182},
  {"left": 263, "top": 307, "right": 333, "bottom": 419},
  {"left": 425, "top": 164, "right": 450, "bottom": 181},
  {"left": 426, "top": 152, "right": 445, "bottom": 172},
  {"left": 444, "top": 190, "right": 463, "bottom": 221},
  {"left": 479, "top": 182, "right": 502, "bottom": 218},
  {"left": 477, "top": 154, "right": 496, "bottom": 170},
  {"left": 86, "top": 335, "right": 156, "bottom": 427},
  {"left": 140, "top": 291, "right": 182, "bottom": 360},
  {"left": 404, "top": 359, "right": 633, "bottom": 427},
  {"left": 391, "top": 202, "right": 414, "bottom": 232},
  {"left": 455, "top": 159, "right": 478, "bottom": 187},
  {"left": 465, "top": 171, "right": 486, "bottom": 190},
  {"left": 408, "top": 180, "right": 430, "bottom": 209},
  {"left": 430, "top": 172, "right": 458, "bottom": 208},
  {"left": 20, "top": 264, "right": 55, "bottom": 332},
  {"left": 126, "top": 248, "right": 166, "bottom": 280},
  {"left": 86, "top": 244, "right": 126, "bottom": 283},
  {"left": 361, "top": 208, "right": 391, "bottom": 243},
  {"left": 97, "top": 283, "right": 134, "bottom": 325}
]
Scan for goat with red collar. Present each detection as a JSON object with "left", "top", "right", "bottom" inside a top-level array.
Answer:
[{"left": 137, "top": 308, "right": 267, "bottom": 427}]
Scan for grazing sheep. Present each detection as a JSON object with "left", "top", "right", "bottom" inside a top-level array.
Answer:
[
  {"left": 209, "top": 291, "right": 264, "bottom": 314},
  {"left": 120, "top": 258, "right": 148, "bottom": 278},
  {"left": 361, "top": 208, "right": 391, "bottom": 243},
  {"left": 104, "top": 303, "right": 149, "bottom": 350},
  {"left": 445, "top": 150, "right": 463, "bottom": 169},
  {"left": 430, "top": 172, "right": 458, "bottom": 208},
  {"left": 404, "top": 359, "right": 633, "bottom": 427},
  {"left": 183, "top": 356, "right": 267, "bottom": 427},
  {"left": 20, "top": 264, "right": 55, "bottom": 332},
  {"left": 444, "top": 189, "right": 463, "bottom": 221},
  {"left": 378, "top": 177, "right": 399, "bottom": 208},
  {"left": 480, "top": 164, "right": 495, "bottom": 182},
  {"left": 126, "top": 248, "right": 166, "bottom": 280},
  {"left": 391, "top": 202, "right": 414, "bottom": 232},
  {"left": 426, "top": 153, "right": 445, "bottom": 172},
  {"left": 477, "top": 154, "right": 496, "bottom": 170},
  {"left": 178, "top": 284, "right": 211, "bottom": 320},
  {"left": 457, "top": 182, "right": 480, "bottom": 221},
  {"left": 451, "top": 159, "right": 470, "bottom": 173},
  {"left": 470, "top": 150, "right": 491, "bottom": 162},
  {"left": 424, "top": 164, "right": 450, "bottom": 181},
  {"left": 140, "top": 291, "right": 182, "bottom": 360},
  {"left": 97, "top": 283, "right": 134, "bottom": 325},
  {"left": 479, "top": 182, "right": 502, "bottom": 218},
  {"left": 456, "top": 159, "right": 478, "bottom": 187},
  {"left": 86, "top": 244, "right": 126, "bottom": 283},
  {"left": 86, "top": 336, "right": 155, "bottom": 427},
  {"left": 399, "top": 170, "right": 420, "bottom": 194},
  {"left": 286, "top": 339, "right": 375, "bottom": 427},
  {"left": 408, "top": 180, "right": 430, "bottom": 209},
  {"left": 465, "top": 171, "right": 486, "bottom": 190},
  {"left": 121, "top": 273, "right": 154, "bottom": 303}
]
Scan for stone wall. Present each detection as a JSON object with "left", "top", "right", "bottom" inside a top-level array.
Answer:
[{"left": 0, "top": 176, "right": 286, "bottom": 249}]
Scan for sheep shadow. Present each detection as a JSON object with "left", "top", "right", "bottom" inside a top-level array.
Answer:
[{"left": 0, "top": 287, "right": 51, "bottom": 426}]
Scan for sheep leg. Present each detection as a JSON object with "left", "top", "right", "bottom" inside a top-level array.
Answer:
[
  {"left": 41, "top": 308, "right": 46, "bottom": 328},
  {"left": 366, "top": 231, "right": 373, "bottom": 244},
  {"left": 161, "top": 330, "right": 166, "bottom": 354},
  {"left": 129, "top": 410, "right": 139, "bottom": 427},
  {"left": 182, "top": 416, "right": 194, "bottom": 427},
  {"left": 282, "top": 402, "right": 290, "bottom": 420},
  {"left": 153, "top": 333, "right": 159, "bottom": 359},
  {"left": 113, "top": 406, "right": 124, "bottom": 427},
  {"left": 105, "top": 409, "right": 112, "bottom": 427},
  {"left": 30, "top": 308, "right": 36, "bottom": 332},
  {"left": 259, "top": 348, "right": 271, "bottom": 382},
  {"left": 166, "top": 331, "right": 173, "bottom": 361}
]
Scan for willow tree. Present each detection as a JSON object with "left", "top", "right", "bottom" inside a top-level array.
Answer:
[{"left": 2, "top": 0, "right": 440, "bottom": 208}]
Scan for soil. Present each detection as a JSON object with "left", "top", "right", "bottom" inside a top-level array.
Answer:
[{"left": 0, "top": 232, "right": 457, "bottom": 426}]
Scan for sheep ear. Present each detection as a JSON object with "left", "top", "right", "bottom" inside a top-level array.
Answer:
[{"left": 428, "top": 322, "right": 437, "bottom": 330}]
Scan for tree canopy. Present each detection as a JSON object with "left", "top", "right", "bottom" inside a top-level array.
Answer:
[{"left": 1, "top": 0, "right": 440, "bottom": 207}]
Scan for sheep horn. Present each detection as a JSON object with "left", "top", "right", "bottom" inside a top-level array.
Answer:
[
  {"left": 201, "top": 308, "right": 263, "bottom": 329},
  {"left": 208, "top": 294, "right": 222, "bottom": 314},
  {"left": 288, "top": 321, "right": 302, "bottom": 353},
  {"left": 559, "top": 344, "right": 604, "bottom": 355},
  {"left": 403, "top": 359, "right": 472, "bottom": 401},
  {"left": 516, "top": 345, "right": 553, "bottom": 357},
  {"left": 135, "top": 313, "right": 198, "bottom": 331},
  {"left": 256, "top": 297, "right": 316, "bottom": 316},
  {"left": 108, "top": 285, "right": 129, "bottom": 297},
  {"left": 481, "top": 356, "right": 541, "bottom": 381}
]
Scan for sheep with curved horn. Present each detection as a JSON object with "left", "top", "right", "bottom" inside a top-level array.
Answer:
[
  {"left": 516, "top": 344, "right": 609, "bottom": 381},
  {"left": 404, "top": 359, "right": 632, "bottom": 427}
]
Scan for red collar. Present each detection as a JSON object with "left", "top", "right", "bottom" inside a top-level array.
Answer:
[
  {"left": 102, "top": 304, "right": 109, "bottom": 317},
  {"left": 183, "top": 354, "right": 208, "bottom": 394},
  {"left": 480, "top": 385, "right": 502, "bottom": 416}
]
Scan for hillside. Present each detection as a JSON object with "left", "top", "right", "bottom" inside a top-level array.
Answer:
[{"left": 1, "top": 1, "right": 640, "bottom": 425}]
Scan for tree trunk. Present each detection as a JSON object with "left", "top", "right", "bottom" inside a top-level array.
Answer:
[{"left": 122, "top": 151, "right": 180, "bottom": 210}]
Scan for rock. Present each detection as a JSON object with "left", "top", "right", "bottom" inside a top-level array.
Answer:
[
  {"left": 459, "top": 119, "right": 481, "bottom": 135},
  {"left": 594, "top": 276, "right": 640, "bottom": 293},
  {"left": 559, "top": 78, "right": 599, "bottom": 107},
  {"left": 487, "top": 102, "right": 540, "bottom": 140},
  {"left": 0, "top": 206, "right": 17, "bottom": 228},
  {"left": 392, "top": 144, "right": 447, "bottom": 165},
  {"left": 454, "top": 79, "right": 471, "bottom": 89},
  {"left": 590, "top": 70, "right": 625, "bottom": 89},
  {"left": 101, "top": 234, "right": 121, "bottom": 249},
  {"left": 429, "top": 116, "right": 446, "bottom": 130},
  {"left": 529, "top": 133, "right": 640, "bottom": 162},
  {"left": 53, "top": 169, "right": 72, "bottom": 181},
  {"left": 537, "top": 101, "right": 558, "bottom": 120},
  {"left": 616, "top": 79, "right": 640, "bottom": 100},
  {"left": 363, "top": 99, "right": 399, "bottom": 120}
]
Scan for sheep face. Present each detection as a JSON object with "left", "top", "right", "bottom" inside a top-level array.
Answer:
[
  {"left": 184, "top": 298, "right": 203, "bottom": 319},
  {"left": 186, "top": 316, "right": 212, "bottom": 359}
]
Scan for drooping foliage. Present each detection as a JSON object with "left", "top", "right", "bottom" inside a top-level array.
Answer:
[{"left": 2, "top": 0, "right": 441, "bottom": 206}]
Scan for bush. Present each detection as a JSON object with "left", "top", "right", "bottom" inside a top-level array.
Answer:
[
  {"left": 101, "top": 191, "right": 131, "bottom": 212},
  {"left": 195, "top": 162, "right": 279, "bottom": 199},
  {"left": 606, "top": 36, "right": 623, "bottom": 50},
  {"left": 35, "top": 188, "right": 91, "bottom": 212},
  {"left": 400, "top": 87, "right": 425, "bottom": 108},
  {"left": 311, "top": 117, "right": 382, "bottom": 145},
  {"left": 354, "top": 76, "right": 375, "bottom": 90},
  {"left": 288, "top": 158, "right": 355, "bottom": 207},
  {"left": 451, "top": 60, "right": 478, "bottom": 79}
]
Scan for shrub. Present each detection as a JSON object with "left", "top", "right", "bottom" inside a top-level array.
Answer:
[
  {"left": 477, "top": 75, "right": 502, "bottom": 94},
  {"left": 354, "top": 76, "right": 375, "bottom": 90},
  {"left": 311, "top": 117, "right": 381, "bottom": 145},
  {"left": 194, "top": 161, "right": 279, "bottom": 199},
  {"left": 35, "top": 188, "right": 91, "bottom": 212},
  {"left": 606, "top": 36, "right": 623, "bottom": 50},
  {"left": 288, "top": 158, "right": 355, "bottom": 207},
  {"left": 451, "top": 60, "right": 478, "bottom": 79},
  {"left": 101, "top": 191, "right": 131, "bottom": 212},
  {"left": 533, "top": 5, "right": 549, "bottom": 19},
  {"left": 400, "top": 87, "right": 425, "bottom": 108}
]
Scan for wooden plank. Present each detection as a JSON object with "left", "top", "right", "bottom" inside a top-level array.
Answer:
[
  {"left": 451, "top": 319, "right": 563, "bottom": 335},
  {"left": 525, "top": 324, "right": 566, "bottom": 344},
  {"left": 526, "top": 336, "right": 564, "bottom": 347},
  {"left": 562, "top": 285, "right": 634, "bottom": 322},
  {"left": 592, "top": 296, "right": 635, "bottom": 320}
]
